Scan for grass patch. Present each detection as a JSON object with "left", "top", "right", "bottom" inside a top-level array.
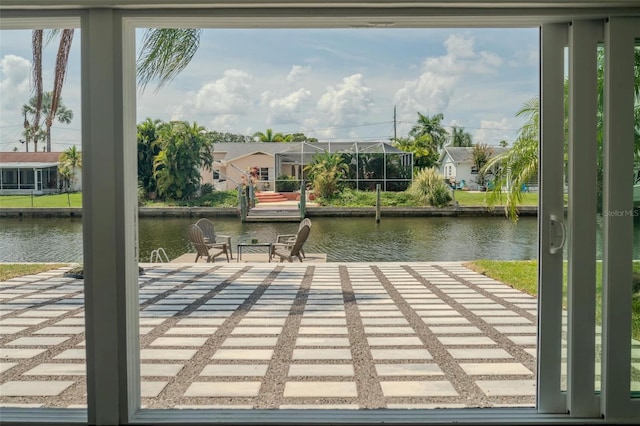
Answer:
[
  {"left": 465, "top": 259, "right": 640, "bottom": 341},
  {"left": 1, "top": 189, "right": 543, "bottom": 209},
  {"left": 0, "top": 264, "right": 69, "bottom": 281},
  {"left": 465, "top": 260, "right": 539, "bottom": 296},
  {"left": 0, "top": 193, "right": 82, "bottom": 208},
  {"left": 453, "top": 191, "right": 539, "bottom": 207}
]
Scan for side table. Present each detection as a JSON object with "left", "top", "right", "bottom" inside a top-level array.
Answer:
[{"left": 237, "top": 242, "right": 273, "bottom": 262}]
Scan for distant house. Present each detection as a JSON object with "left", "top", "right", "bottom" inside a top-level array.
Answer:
[
  {"left": 0, "top": 152, "right": 82, "bottom": 195},
  {"left": 205, "top": 142, "right": 286, "bottom": 192},
  {"left": 438, "top": 146, "right": 508, "bottom": 190},
  {"left": 206, "top": 141, "right": 413, "bottom": 192}
]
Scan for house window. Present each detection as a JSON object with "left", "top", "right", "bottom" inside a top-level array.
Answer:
[{"left": 257, "top": 167, "right": 269, "bottom": 181}]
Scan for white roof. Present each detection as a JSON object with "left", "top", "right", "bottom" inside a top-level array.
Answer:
[{"left": 0, "top": 162, "right": 58, "bottom": 169}]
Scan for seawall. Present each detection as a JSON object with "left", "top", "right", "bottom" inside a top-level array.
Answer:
[{"left": 0, "top": 206, "right": 537, "bottom": 218}]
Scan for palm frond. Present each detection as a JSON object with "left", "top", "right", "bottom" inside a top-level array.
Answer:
[{"left": 136, "top": 28, "right": 202, "bottom": 93}]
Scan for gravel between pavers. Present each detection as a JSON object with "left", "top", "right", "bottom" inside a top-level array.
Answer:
[{"left": 1, "top": 262, "right": 539, "bottom": 409}]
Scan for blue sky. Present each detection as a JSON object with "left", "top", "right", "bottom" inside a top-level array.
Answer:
[{"left": 0, "top": 27, "right": 539, "bottom": 152}]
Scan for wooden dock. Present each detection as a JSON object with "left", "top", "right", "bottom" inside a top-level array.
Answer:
[{"left": 170, "top": 252, "right": 327, "bottom": 263}]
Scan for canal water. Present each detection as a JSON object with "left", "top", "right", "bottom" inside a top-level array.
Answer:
[
  {"left": 2, "top": 215, "right": 543, "bottom": 263},
  {"left": 6, "top": 213, "right": 640, "bottom": 263}
]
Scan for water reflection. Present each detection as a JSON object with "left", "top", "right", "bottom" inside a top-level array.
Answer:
[{"left": 1, "top": 216, "right": 541, "bottom": 263}]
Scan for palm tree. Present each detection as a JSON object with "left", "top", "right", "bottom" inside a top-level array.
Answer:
[
  {"left": 253, "top": 128, "right": 285, "bottom": 142},
  {"left": 22, "top": 92, "right": 74, "bottom": 152},
  {"left": 448, "top": 126, "right": 473, "bottom": 147},
  {"left": 137, "top": 118, "right": 164, "bottom": 196},
  {"left": 46, "top": 29, "right": 74, "bottom": 152},
  {"left": 28, "top": 29, "right": 74, "bottom": 152},
  {"left": 392, "top": 135, "right": 439, "bottom": 169},
  {"left": 136, "top": 29, "right": 202, "bottom": 92},
  {"left": 27, "top": 30, "right": 43, "bottom": 152},
  {"left": 153, "top": 121, "right": 213, "bottom": 200},
  {"left": 409, "top": 112, "right": 448, "bottom": 151},
  {"left": 58, "top": 145, "right": 82, "bottom": 190},
  {"left": 484, "top": 96, "right": 539, "bottom": 220},
  {"left": 471, "top": 143, "right": 494, "bottom": 187},
  {"left": 304, "top": 151, "right": 349, "bottom": 199}
]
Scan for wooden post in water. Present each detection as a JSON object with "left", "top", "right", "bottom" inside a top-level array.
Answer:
[
  {"left": 239, "top": 187, "right": 247, "bottom": 222},
  {"left": 376, "top": 184, "right": 381, "bottom": 223},
  {"left": 299, "top": 180, "right": 306, "bottom": 220}
]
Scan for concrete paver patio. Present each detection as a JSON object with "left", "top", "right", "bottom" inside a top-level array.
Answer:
[{"left": 0, "top": 262, "right": 541, "bottom": 409}]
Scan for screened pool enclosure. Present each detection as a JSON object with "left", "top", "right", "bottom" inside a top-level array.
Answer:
[{"left": 275, "top": 141, "right": 414, "bottom": 191}]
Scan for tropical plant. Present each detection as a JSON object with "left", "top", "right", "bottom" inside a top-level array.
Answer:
[
  {"left": 137, "top": 118, "right": 164, "bottom": 196},
  {"left": 136, "top": 29, "right": 202, "bottom": 92},
  {"left": 205, "top": 131, "right": 253, "bottom": 144},
  {"left": 275, "top": 175, "right": 299, "bottom": 192},
  {"left": 304, "top": 151, "right": 349, "bottom": 199},
  {"left": 29, "top": 29, "right": 74, "bottom": 152},
  {"left": 253, "top": 128, "right": 286, "bottom": 142},
  {"left": 449, "top": 126, "right": 473, "bottom": 147},
  {"left": 486, "top": 46, "right": 640, "bottom": 221},
  {"left": 283, "top": 132, "right": 319, "bottom": 143},
  {"left": 153, "top": 121, "right": 213, "bottom": 200},
  {"left": 58, "top": 145, "right": 82, "bottom": 191},
  {"left": 409, "top": 112, "right": 449, "bottom": 151},
  {"left": 484, "top": 96, "right": 540, "bottom": 221},
  {"left": 471, "top": 143, "right": 494, "bottom": 187},
  {"left": 199, "top": 183, "right": 214, "bottom": 196},
  {"left": 392, "top": 135, "right": 439, "bottom": 169},
  {"left": 22, "top": 92, "right": 73, "bottom": 153},
  {"left": 408, "top": 167, "right": 452, "bottom": 208}
]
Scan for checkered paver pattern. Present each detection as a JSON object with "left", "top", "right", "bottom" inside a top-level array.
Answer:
[{"left": 1, "top": 262, "right": 626, "bottom": 409}]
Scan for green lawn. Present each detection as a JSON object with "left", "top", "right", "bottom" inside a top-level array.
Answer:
[
  {"left": 0, "top": 264, "right": 69, "bottom": 281},
  {"left": 1, "top": 190, "right": 540, "bottom": 209},
  {"left": 0, "top": 193, "right": 82, "bottom": 208},
  {"left": 453, "top": 190, "right": 539, "bottom": 207},
  {"left": 466, "top": 259, "right": 640, "bottom": 341}
]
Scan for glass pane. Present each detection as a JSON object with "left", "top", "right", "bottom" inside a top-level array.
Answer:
[
  {"left": 631, "top": 39, "right": 640, "bottom": 397},
  {"left": 133, "top": 26, "right": 541, "bottom": 411},
  {"left": 0, "top": 28, "right": 87, "bottom": 413}
]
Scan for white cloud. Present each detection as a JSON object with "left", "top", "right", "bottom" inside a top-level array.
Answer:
[
  {"left": 444, "top": 34, "right": 476, "bottom": 59},
  {"left": 179, "top": 69, "right": 253, "bottom": 116},
  {"left": 317, "top": 73, "right": 374, "bottom": 127},
  {"left": 0, "top": 54, "right": 31, "bottom": 124},
  {"left": 267, "top": 88, "right": 312, "bottom": 125},
  {"left": 473, "top": 118, "right": 514, "bottom": 145},
  {"left": 212, "top": 114, "right": 239, "bottom": 131},
  {"left": 287, "top": 65, "right": 311, "bottom": 82},
  {"left": 394, "top": 34, "right": 504, "bottom": 126}
]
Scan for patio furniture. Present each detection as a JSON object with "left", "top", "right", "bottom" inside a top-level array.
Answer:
[
  {"left": 195, "top": 218, "right": 233, "bottom": 259},
  {"left": 237, "top": 241, "right": 273, "bottom": 262},
  {"left": 188, "top": 224, "right": 229, "bottom": 263},
  {"left": 270, "top": 218, "right": 311, "bottom": 260},
  {"left": 271, "top": 221, "right": 311, "bottom": 263}
]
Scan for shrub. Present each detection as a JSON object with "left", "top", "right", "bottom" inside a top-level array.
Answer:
[
  {"left": 276, "top": 175, "right": 299, "bottom": 192},
  {"left": 137, "top": 182, "right": 146, "bottom": 206},
  {"left": 200, "top": 183, "right": 214, "bottom": 196},
  {"left": 408, "top": 167, "right": 452, "bottom": 207}
]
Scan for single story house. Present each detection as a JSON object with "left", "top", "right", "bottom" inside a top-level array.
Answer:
[
  {"left": 204, "top": 142, "right": 285, "bottom": 192},
  {"left": 0, "top": 152, "right": 82, "bottom": 195},
  {"left": 439, "top": 146, "right": 509, "bottom": 190},
  {"left": 206, "top": 141, "right": 413, "bottom": 192}
]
